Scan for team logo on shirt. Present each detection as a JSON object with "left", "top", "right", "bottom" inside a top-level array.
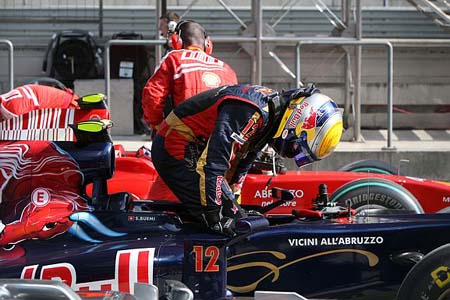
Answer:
[
  {"left": 202, "top": 72, "right": 222, "bottom": 88},
  {"left": 231, "top": 112, "right": 261, "bottom": 145}
]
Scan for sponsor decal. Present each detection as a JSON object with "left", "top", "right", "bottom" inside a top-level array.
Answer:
[
  {"left": 215, "top": 176, "right": 223, "bottom": 205},
  {"left": 288, "top": 236, "right": 384, "bottom": 247},
  {"left": 181, "top": 51, "right": 223, "bottom": 65},
  {"left": 254, "top": 189, "right": 304, "bottom": 199},
  {"left": 31, "top": 188, "right": 50, "bottom": 207},
  {"left": 21, "top": 248, "right": 155, "bottom": 294},
  {"left": 254, "top": 87, "right": 274, "bottom": 95},
  {"left": 288, "top": 101, "right": 309, "bottom": 128},
  {"left": 202, "top": 72, "right": 221, "bottom": 88},
  {"left": 127, "top": 215, "right": 156, "bottom": 222},
  {"left": 261, "top": 200, "right": 297, "bottom": 208},
  {"left": 301, "top": 106, "right": 317, "bottom": 129},
  {"left": 444, "top": 197, "right": 450, "bottom": 203},
  {"left": 343, "top": 193, "right": 403, "bottom": 209},
  {"left": 231, "top": 113, "right": 260, "bottom": 145}
]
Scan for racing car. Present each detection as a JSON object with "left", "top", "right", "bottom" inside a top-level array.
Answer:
[
  {"left": 108, "top": 142, "right": 450, "bottom": 216},
  {"left": 2, "top": 114, "right": 450, "bottom": 300}
]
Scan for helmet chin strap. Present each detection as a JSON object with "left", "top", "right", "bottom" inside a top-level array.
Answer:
[{"left": 254, "top": 93, "right": 285, "bottom": 150}]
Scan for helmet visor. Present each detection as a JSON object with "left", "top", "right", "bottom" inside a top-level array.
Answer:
[{"left": 290, "top": 138, "right": 318, "bottom": 167}]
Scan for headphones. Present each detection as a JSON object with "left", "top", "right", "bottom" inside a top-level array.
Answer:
[{"left": 170, "top": 20, "right": 213, "bottom": 55}]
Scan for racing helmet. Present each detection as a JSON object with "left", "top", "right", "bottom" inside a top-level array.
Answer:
[{"left": 271, "top": 92, "right": 343, "bottom": 167}]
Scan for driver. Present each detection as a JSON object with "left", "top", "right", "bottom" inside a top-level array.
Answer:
[
  {"left": 0, "top": 84, "right": 79, "bottom": 121},
  {"left": 151, "top": 84, "right": 343, "bottom": 236}
]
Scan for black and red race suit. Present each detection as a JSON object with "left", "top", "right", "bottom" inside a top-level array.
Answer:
[{"left": 151, "top": 84, "right": 281, "bottom": 222}]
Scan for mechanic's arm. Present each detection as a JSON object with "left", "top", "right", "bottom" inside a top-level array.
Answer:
[
  {"left": 141, "top": 55, "right": 174, "bottom": 129},
  {"left": 199, "top": 101, "right": 263, "bottom": 209}
]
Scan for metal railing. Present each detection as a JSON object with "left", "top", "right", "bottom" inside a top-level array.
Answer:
[
  {"left": 104, "top": 39, "right": 166, "bottom": 106},
  {"left": 103, "top": 36, "right": 396, "bottom": 146},
  {"left": 296, "top": 39, "right": 394, "bottom": 149},
  {"left": 0, "top": 40, "right": 14, "bottom": 91}
]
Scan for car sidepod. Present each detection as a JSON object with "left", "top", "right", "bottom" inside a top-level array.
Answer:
[{"left": 226, "top": 214, "right": 450, "bottom": 299}]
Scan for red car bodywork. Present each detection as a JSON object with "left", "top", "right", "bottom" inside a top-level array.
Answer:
[
  {"left": 0, "top": 107, "right": 109, "bottom": 141},
  {"left": 104, "top": 147, "right": 450, "bottom": 215}
]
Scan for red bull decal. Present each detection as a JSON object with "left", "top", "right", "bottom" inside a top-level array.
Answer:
[
  {"left": 215, "top": 176, "right": 223, "bottom": 205},
  {"left": 301, "top": 106, "right": 317, "bottom": 129},
  {"left": 21, "top": 248, "right": 155, "bottom": 294},
  {"left": 0, "top": 141, "right": 88, "bottom": 248},
  {"left": 288, "top": 102, "right": 309, "bottom": 129}
]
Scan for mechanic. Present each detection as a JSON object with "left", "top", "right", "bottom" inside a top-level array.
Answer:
[
  {"left": 151, "top": 84, "right": 343, "bottom": 236},
  {"left": 141, "top": 20, "right": 238, "bottom": 131},
  {"left": 0, "top": 84, "right": 79, "bottom": 122},
  {"left": 158, "top": 11, "right": 181, "bottom": 54}
]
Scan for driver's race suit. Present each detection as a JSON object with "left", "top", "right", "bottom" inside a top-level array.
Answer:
[
  {"left": 0, "top": 85, "right": 78, "bottom": 122},
  {"left": 151, "top": 84, "right": 281, "bottom": 224}
]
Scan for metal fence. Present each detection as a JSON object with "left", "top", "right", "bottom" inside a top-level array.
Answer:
[{"left": 0, "top": 40, "right": 14, "bottom": 91}]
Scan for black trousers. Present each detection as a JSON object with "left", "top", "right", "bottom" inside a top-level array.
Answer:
[{"left": 151, "top": 134, "right": 246, "bottom": 223}]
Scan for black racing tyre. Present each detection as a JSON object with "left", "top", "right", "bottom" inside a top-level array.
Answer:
[
  {"left": 397, "top": 243, "right": 450, "bottom": 300},
  {"left": 338, "top": 159, "right": 399, "bottom": 175},
  {"left": 330, "top": 178, "right": 424, "bottom": 214}
]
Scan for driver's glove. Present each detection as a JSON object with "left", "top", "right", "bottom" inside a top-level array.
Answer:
[
  {"left": 282, "top": 83, "right": 320, "bottom": 100},
  {"left": 202, "top": 209, "right": 237, "bottom": 238},
  {"left": 209, "top": 217, "right": 236, "bottom": 237}
]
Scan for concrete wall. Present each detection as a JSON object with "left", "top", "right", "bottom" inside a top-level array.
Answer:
[{"left": 282, "top": 148, "right": 450, "bottom": 181}]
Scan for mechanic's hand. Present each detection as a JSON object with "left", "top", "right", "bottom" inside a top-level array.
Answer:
[
  {"left": 136, "top": 142, "right": 152, "bottom": 161},
  {"left": 69, "top": 97, "right": 80, "bottom": 109}
]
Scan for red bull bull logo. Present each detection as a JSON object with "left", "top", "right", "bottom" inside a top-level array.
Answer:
[
  {"left": 301, "top": 106, "right": 317, "bottom": 130},
  {"left": 0, "top": 141, "right": 125, "bottom": 254}
]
